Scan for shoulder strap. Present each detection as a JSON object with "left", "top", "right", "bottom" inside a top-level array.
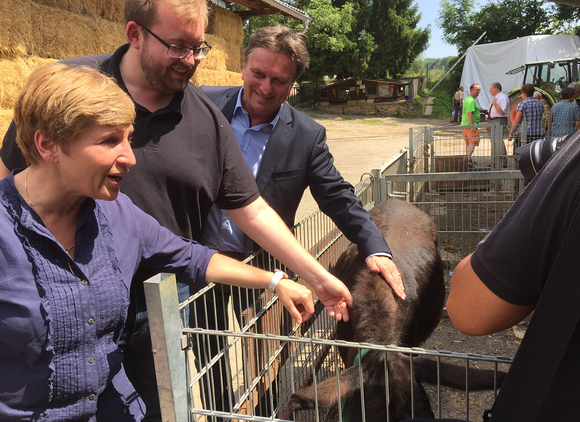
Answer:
[{"left": 488, "top": 202, "right": 580, "bottom": 421}]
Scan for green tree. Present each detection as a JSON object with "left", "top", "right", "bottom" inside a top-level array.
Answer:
[
  {"left": 232, "top": 0, "right": 429, "bottom": 81},
  {"left": 547, "top": 3, "right": 580, "bottom": 35},
  {"left": 365, "top": 0, "right": 430, "bottom": 78},
  {"left": 438, "top": 0, "right": 551, "bottom": 53},
  {"left": 301, "top": 0, "right": 376, "bottom": 82}
]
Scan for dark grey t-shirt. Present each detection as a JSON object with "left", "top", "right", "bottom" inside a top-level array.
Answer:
[{"left": 472, "top": 132, "right": 580, "bottom": 420}]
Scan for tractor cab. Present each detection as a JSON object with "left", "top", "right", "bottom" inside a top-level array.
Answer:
[
  {"left": 505, "top": 58, "right": 580, "bottom": 124},
  {"left": 507, "top": 58, "right": 580, "bottom": 104}
]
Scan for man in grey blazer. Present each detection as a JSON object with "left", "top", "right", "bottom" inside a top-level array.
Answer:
[
  {"left": 197, "top": 26, "right": 404, "bottom": 417},
  {"left": 200, "top": 26, "right": 403, "bottom": 296}
]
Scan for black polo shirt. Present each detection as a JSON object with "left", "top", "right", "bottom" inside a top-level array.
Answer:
[{"left": 0, "top": 44, "right": 259, "bottom": 241}]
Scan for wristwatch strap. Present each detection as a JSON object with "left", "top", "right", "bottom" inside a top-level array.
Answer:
[{"left": 268, "top": 270, "right": 288, "bottom": 293}]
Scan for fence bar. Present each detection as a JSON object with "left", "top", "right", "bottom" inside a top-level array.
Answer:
[{"left": 144, "top": 273, "right": 189, "bottom": 422}]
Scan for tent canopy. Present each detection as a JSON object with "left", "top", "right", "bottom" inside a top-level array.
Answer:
[{"left": 460, "top": 35, "right": 580, "bottom": 111}]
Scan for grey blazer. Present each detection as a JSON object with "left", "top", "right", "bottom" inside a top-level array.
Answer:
[{"left": 200, "top": 86, "right": 391, "bottom": 259}]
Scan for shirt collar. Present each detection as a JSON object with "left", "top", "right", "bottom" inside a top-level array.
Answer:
[{"left": 234, "top": 88, "right": 283, "bottom": 129}]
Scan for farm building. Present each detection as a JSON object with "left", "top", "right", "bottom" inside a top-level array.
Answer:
[{"left": 313, "top": 78, "right": 411, "bottom": 104}]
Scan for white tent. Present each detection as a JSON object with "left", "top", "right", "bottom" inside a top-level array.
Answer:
[{"left": 460, "top": 35, "right": 580, "bottom": 111}]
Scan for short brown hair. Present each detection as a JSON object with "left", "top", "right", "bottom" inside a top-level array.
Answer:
[
  {"left": 522, "top": 84, "right": 535, "bottom": 98},
  {"left": 561, "top": 87, "right": 576, "bottom": 100},
  {"left": 245, "top": 26, "right": 309, "bottom": 81},
  {"left": 124, "top": 0, "right": 208, "bottom": 29},
  {"left": 14, "top": 63, "right": 135, "bottom": 166}
]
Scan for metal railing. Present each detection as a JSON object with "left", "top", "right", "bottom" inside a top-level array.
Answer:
[{"left": 144, "top": 124, "right": 525, "bottom": 421}]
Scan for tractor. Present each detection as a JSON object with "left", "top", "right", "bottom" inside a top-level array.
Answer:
[{"left": 506, "top": 58, "right": 580, "bottom": 125}]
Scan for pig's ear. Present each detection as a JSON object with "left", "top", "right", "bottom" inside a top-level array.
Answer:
[{"left": 288, "top": 364, "right": 362, "bottom": 412}]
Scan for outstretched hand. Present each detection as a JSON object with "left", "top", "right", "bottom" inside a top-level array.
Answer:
[
  {"left": 309, "top": 274, "right": 353, "bottom": 322},
  {"left": 275, "top": 279, "right": 315, "bottom": 324},
  {"left": 366, "top": 255, "right": 406, "bottom": 300}
]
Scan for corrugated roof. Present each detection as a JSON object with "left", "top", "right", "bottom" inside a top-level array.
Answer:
[{"left": 216, "top": 0, "right": 310, "bottom": 25}]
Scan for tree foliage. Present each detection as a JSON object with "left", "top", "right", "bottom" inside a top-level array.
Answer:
[
  {"left": 364, "top": 0, "right": 430, "bottom": 78},
  {"left": 437, "top": 0, "right": 551, "bottom": 53},
  {"left": 230, "top": 0, "right": 430, "bottom": 82},
  {"left": 301, "top": 0, "right": 376, "bottom": 83}
]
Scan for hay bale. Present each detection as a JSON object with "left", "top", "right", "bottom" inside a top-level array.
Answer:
[
  {"left": 192, "top": 68, "right": 243, "bottom": 87},
  {"left": 94, "top": 18, "right": 127, "bottom": 54},
  {"left": 200, "top": 34, "right": 228, "bottom": 72},
  {"left": 0, "top": 0, "right": 33, "bottom": 59},
  {"left": 33, "top": 0, "right": 124, "bottom": 22},
  {"left": 1, "top": 0, "right": 124, "bottom": 60},
  {"left": 0, "top": 56, "right": 55, "bottom": 110},
  {"left": 207, "top": 4, "right": 243, "bottom": 46},
  {"left": 203, "top": 34, "right": 243, "bottom": 73}
]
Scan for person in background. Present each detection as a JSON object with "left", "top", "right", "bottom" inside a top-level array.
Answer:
[
  {"left": 533, "top": 90, "right": 542, "bottom": 100},
  {"left": 509, "top": 84, "right": 545, "bottom": 148},
  {"left": 0, "top": 0, "right": 355, "bottom": 419},
  {"left": 447, "top": 128, "right": 580, "bottom": 421},
  {"left": 489, "top": 82, "right": 510, "bottom": 127},
  {"left": 547, "top": 87, "right": 580, "bottom": 138},
  {"left": 460, "top": 83, "right": 481, "bottom": 165},
  {"left": 0, "top": 63, "right": 314, "bottom": 422},
  {"left": 452, "top": 86, "right": 464, "bottom": 123},
  {"left": 488, "top": 82, "right": 509, "bottom": 165},
  {"left": 568, "top": 81, "right": 580, "bottom": 106}
]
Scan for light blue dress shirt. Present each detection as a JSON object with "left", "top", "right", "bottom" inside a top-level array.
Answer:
[{"left": 201, "top": 89, "right": 282, "bottom": 252}]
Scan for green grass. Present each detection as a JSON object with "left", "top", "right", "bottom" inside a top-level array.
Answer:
[{"left": 361, "top": 119, "right": 380, "bottom": 124}]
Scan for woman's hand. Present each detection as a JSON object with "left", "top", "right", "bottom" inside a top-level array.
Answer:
[{"left": 274, "top": 279, "right": 315, "bottom": 324}]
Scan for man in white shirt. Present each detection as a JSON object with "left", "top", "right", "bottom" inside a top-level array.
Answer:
[{"left": 488, "top": 82, "right": 509, "bottom": 164}]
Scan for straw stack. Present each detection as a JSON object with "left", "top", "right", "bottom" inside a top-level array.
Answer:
[{"left": 0, "top": 0, "right": 245, "bottom": 143}]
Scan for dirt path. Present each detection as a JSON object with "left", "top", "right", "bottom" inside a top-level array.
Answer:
[{"left": 295, "top": 109, "right": 449, "bottom": 221}]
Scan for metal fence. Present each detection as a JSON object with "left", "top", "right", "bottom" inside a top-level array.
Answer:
[{"left": 144, "top": 122, "right": 525, "bottom": 422}]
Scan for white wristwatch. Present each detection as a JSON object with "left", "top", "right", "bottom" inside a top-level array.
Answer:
[{"left": 268, "top": 270, "right": 288, "bottom": 293}]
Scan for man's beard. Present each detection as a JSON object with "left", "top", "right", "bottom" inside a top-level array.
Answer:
[{"left": 139, "top": 43, "right": 195, "bottom": 94}]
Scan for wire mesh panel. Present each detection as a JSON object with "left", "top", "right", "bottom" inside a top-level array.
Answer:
[{"left": 146, "top": 127, "right": 525, "bottom": 422}]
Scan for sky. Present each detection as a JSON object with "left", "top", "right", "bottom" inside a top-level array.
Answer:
[{"left": 415, "top": 0, "right": 458, "bottom": 59}]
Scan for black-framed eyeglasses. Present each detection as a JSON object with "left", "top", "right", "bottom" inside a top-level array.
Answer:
[{"left": 139, "top": 24, "right": 212, "bottom": 59}]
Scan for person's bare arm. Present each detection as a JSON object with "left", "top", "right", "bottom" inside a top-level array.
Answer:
[
  {"left": 509, "top": 111, "right": 523, "bottom": 139},
  {"left": 446, "top": 255, "right": 534, "bottom": 336},
  {"left": 205, "top": 253, "right": 314, "bottom": 324},
  {"left": 546, "top": 111, "right": 553, "bottom": 138},
  {"left": 227, "top": 197, "right": 353, "bottom": 321},
  {"left": 0, "top": 160, "right": 10, "bottom": 179},
  {"left": 467, "top": 111, "right": 474, "bottom": 126}
]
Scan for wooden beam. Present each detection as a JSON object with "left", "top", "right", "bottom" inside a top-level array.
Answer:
[{"left": 237, "top": 9, "right": 282, "bottom": 19}]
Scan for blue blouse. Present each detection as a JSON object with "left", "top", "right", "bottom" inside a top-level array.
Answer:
[{"left": 0, "top": 173, "right": 216, "bottom": 421}]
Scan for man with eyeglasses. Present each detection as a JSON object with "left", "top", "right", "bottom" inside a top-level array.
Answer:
[{"left": 0, "top": 0, "right": 358, "bottom": 421}]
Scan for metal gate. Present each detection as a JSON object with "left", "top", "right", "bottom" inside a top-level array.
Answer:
[{"left": 144, "top": 122, "right": 524, "bottom": 422}]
